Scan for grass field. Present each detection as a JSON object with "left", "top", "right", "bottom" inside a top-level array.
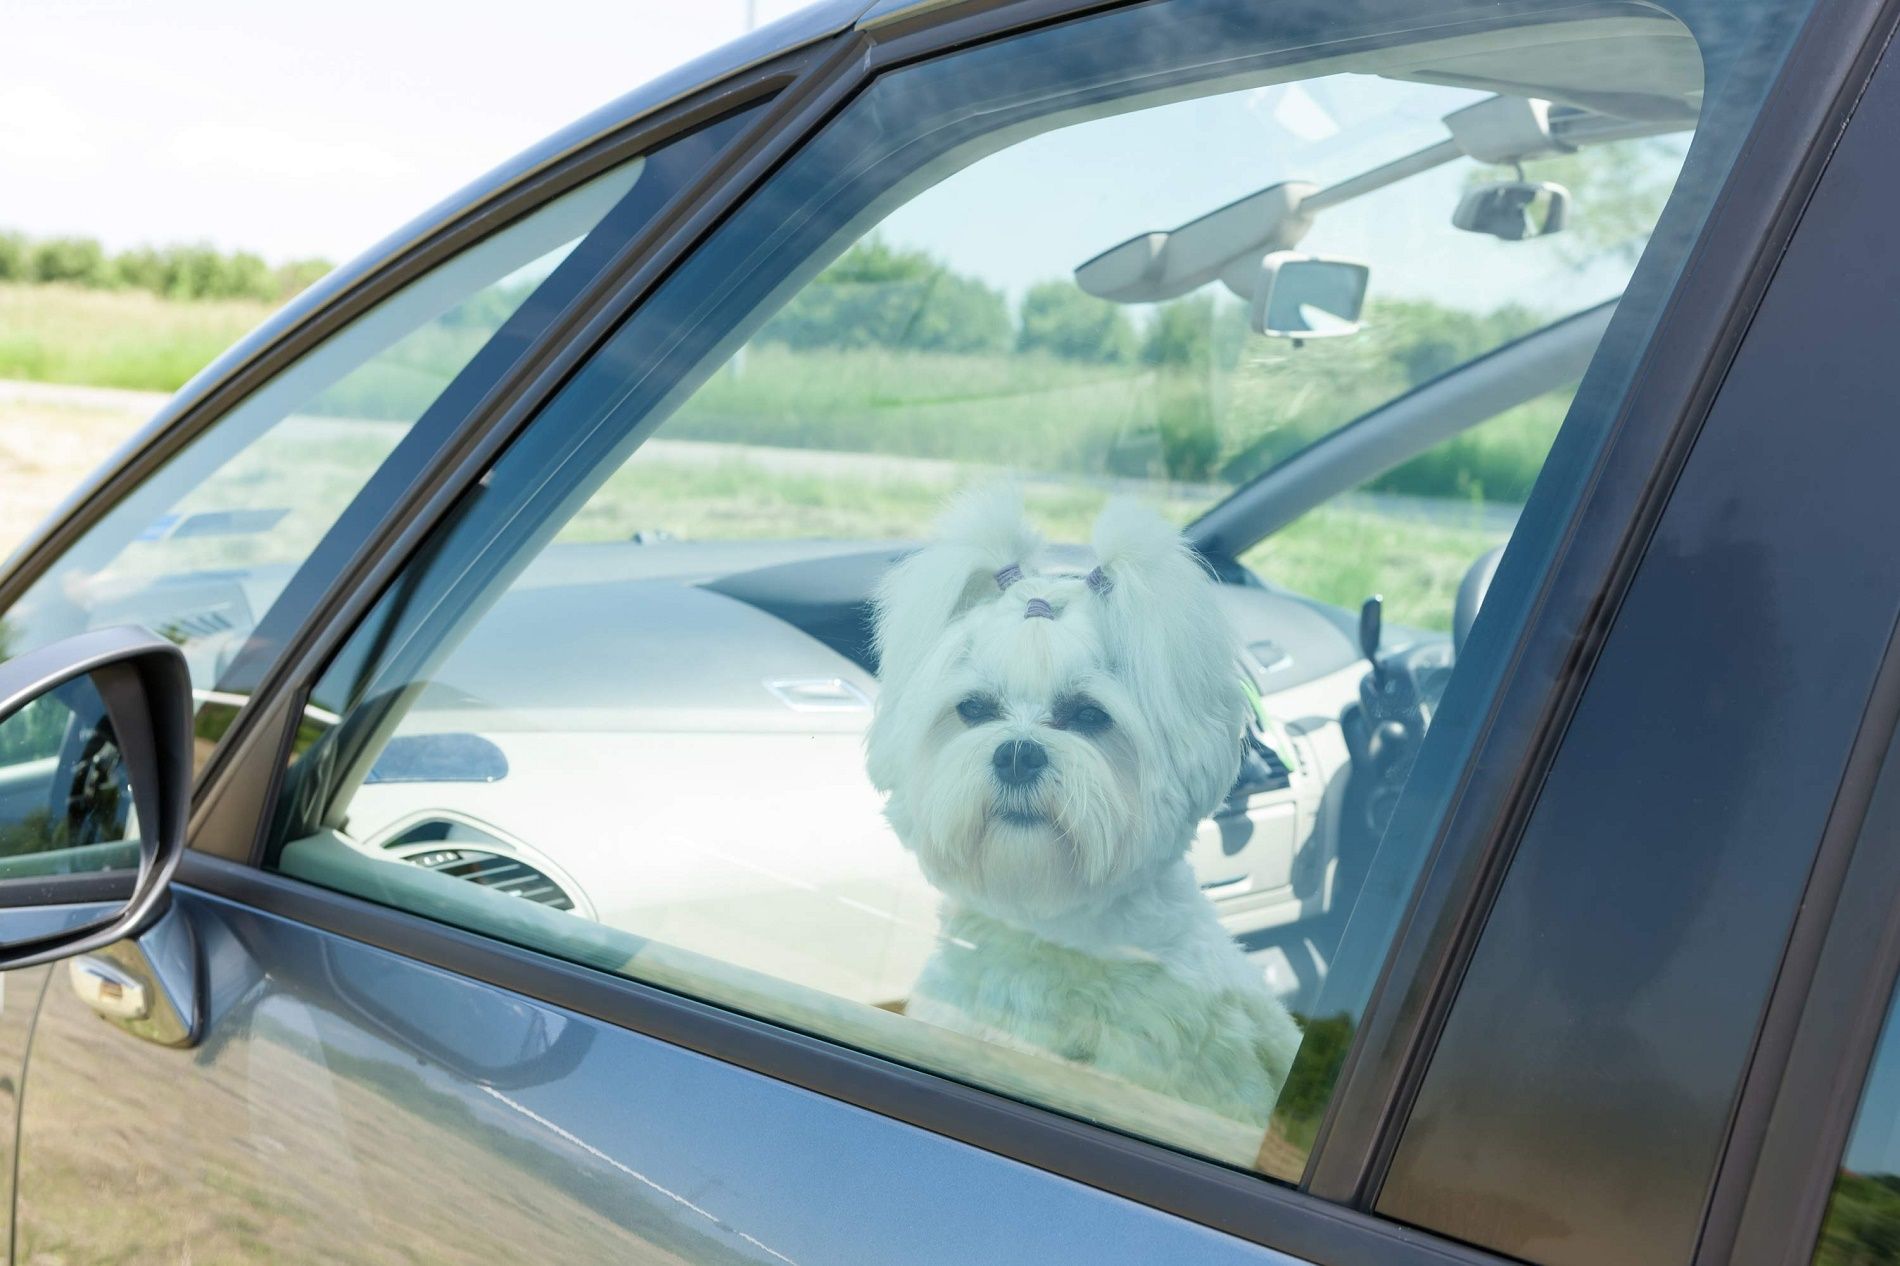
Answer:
[
  {"left": 0, "top": 282, "right": 273, "bottom": 392},
  {"left": 565, "top": 450, "right": 1507, "bottom": 629},
  {"left": 0, "top": 281, "right": 1539, "bottom": 632},
  {"left": 0, "top": 380, "right": 165, "bottom": 557}
]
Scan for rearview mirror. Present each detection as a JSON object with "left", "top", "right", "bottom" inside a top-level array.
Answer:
[
  {"left": 1250, "top": 252, "right": 1369, "bottom": 340},
  {"left": 0, "top": 627, "right": 190, "bottom": 968},
  {"left": 1453, "top": 180, "right": 1570, "bottom": 241}
]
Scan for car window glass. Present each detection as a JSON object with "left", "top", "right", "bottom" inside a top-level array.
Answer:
[
  {"left": 1245, "top": 380, "right": 1576, "bottom": 630},
  {"left": 0, "top": 157, "right": 647, "bottom": 763},
  {"left": 1814, "top": 978, "right": 1900, "bottom": 1264},
  {"left": 262, "top": 0, "right": 1791, "bottom": 1184}
]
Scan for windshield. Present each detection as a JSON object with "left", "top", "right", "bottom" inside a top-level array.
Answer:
[{"left": 608, "top": 74, "right": 1692, "bottom": 631}]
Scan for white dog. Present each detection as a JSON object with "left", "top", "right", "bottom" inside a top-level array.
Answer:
[{"left": 866, "top": 488, "right": 1302, "bottom": 1127}]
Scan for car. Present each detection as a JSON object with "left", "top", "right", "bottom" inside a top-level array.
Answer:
[{"left": 0, "top": 0, "right": 1894, "bottom": 1261}]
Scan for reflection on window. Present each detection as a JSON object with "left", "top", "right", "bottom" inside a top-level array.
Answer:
[
  {"left": 0, "top": 675, "right": 137, "bottom": 876},
  {"left": 0, "top": 159, "right": 647, "bottom": 771}
]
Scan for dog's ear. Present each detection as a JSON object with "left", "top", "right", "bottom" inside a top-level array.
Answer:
[
  {"left": 1089, "top": 497, "right": 1248, "bottom": 816},
  {"left": 872, "top": 485, "right": 1041, "bottom": 688}
]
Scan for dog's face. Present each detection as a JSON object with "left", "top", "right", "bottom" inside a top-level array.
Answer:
[{"left": 866, "top": 491, "right": 1247, "bottom": 926}]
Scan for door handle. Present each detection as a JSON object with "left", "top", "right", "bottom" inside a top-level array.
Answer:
[{"left": 68, "top": 955, "right": 149, "bottom": 1021}]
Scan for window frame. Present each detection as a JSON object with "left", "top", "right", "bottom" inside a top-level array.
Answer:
[
  {"left": 0, "top": 15, "right": 851, "bottom": 808},
  {"left": 165, "top": 0, "right": 1894, "bottom": 1261}
]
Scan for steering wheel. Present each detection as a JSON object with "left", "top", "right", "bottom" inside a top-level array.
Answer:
[{"left": 1453, "top": 545, "right": 1505, "bottom": 660}]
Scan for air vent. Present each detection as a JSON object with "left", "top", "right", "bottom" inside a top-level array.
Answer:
[
  {"left": 1252, "top": 735, "right": 1294, "bottom": 783},
  {"left": 406, "top": 847, "right": 575, "bottom": 911},
  {"left": 164, "top": 609, "right": 234, "bottom": 640},
  {"left": 1224, "top": 730, "right": 1294, "bottom": 805},
  {"left": 380, "top": 816, "right": 581, "bottom": 913}
]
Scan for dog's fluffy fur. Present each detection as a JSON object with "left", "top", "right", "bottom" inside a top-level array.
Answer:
[{"left": 866, "top": 488, "right": 1301, "bottom": 1125}]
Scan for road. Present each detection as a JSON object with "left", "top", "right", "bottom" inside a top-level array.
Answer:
[
  {"left": 0, "top": 379, "right": 165, "bottom": 560},
  {"left": 0, "top": 376, "right": 1519, "bottom": 562}
]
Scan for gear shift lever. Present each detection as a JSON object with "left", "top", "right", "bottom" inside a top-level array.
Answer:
[{"left": 1359, "top": 594, "right": 1383, "bottom": 677}]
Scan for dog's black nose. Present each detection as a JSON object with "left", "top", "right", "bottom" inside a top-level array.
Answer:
[{"left": 993, "top": 739, "right": 1048, "bottom": 786}]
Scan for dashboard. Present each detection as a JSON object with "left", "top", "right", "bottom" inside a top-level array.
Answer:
[
  {"left": 320, "top": 538, "right": 1383, "bottom": 1011},
  {"left": 73, "top": 535, "right": 1422, "bottom": 1012}
]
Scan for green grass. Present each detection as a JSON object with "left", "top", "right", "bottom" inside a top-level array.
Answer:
[
  {"left": 1369, "top": 389, "right": 1570, "bottom": 504},
  {"left": 0, "top": 282, "right": 271, "bottom": 391},
  {"left": 562, "top": 452, "right": 1495, "bottom": 631},
  {"left": 0, "top": 282, "right": 1546, "bottom": 632},
  {"left": 561, "top": 454, "right": 1208, "bottom": 544},
  {"left": 674, "top": 343, "right": 1152, "bottom": 474},
  {"left": 1246, "top": 497, "right": 1506, "bottom": 631}
]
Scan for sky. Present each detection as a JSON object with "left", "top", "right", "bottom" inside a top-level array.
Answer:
[
  {"left": 873, "top": 72, "right": 1658, "bottom": 315},
  {"left": 4, "top": 0, "right": 1684, "bottom": 317},
  {"left": 3, "top": 0, "right": 812, "bottom": 265}
]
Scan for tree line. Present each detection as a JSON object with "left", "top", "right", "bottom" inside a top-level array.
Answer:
[
  {"left": 762, "top": 235, "right": 1537, "bottom": 373},
  {"left": 760, "top": 236, "right": 1167, "bottom": 366},
  {"left": 0, "top": 230, "right": 331, "bottom": 304},
  {"left": 755, "top": 236, "right": 1549, "bottom": 486}
]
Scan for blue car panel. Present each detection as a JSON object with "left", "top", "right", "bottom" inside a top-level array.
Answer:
[{"left": 14, "top": 890, "right": 1298, "bottom": 1265}]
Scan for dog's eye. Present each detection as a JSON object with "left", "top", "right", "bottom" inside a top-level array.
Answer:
[
  {"left": 1057, "top": 701, "right": 1113, "bottom": 733},
  {"left": 956, "top": 695, "right": 999, "bottom": 725}
]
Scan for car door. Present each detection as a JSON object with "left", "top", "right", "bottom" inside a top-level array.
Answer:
[
  {"left": 0, "top": 40, "right": 784, "bottom": 1261},
  {"left": 8, "top": 0, "right": 1888, "bottom": 1262}
]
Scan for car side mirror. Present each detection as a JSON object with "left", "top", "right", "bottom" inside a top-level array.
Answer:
[
  {"left": 0, "top": 627, "right": 191, "bottom": 968},
  {"left": 1250, "top": 252, "right": 1370, "bottom": 340}
]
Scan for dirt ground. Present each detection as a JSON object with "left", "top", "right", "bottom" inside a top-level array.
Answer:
[{"left": 0, "top": 380, "right": 160, "bottom": 561}]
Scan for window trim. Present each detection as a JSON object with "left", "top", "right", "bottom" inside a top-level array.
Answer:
[
  {"left": 0, "top": 60, "right": 789, "bottom": 616},
  {"left": 0, "top": 34, "right": 847, "bottom": 812},
  {"left": 1698, "top": 17, "right": 1900, "bottom": 1256},
  {"left": 176, "top": 35, "right": 878, "bottom": 834},
  {"left": 173, "top": 0, "right": 1890, "bottom": 1256}
]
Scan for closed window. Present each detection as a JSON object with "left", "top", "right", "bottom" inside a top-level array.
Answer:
[
  {"left": 266, "top": 0, "right": 1732, "bottom": 1181},
  {"left": 0, "top": 153, "right": 658, "bottom": 767}
]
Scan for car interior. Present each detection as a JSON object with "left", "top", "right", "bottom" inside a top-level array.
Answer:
[{"left": 0, "top": 5, "right": 1707, "bottom": 1172}]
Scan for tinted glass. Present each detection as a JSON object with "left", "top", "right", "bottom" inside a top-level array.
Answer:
[
  {"left": 0, "top": 159, "right": 648, "bottom": 765},
  {"left": 262, "top": 0, "right": 1781, "bottom": 1185}
]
